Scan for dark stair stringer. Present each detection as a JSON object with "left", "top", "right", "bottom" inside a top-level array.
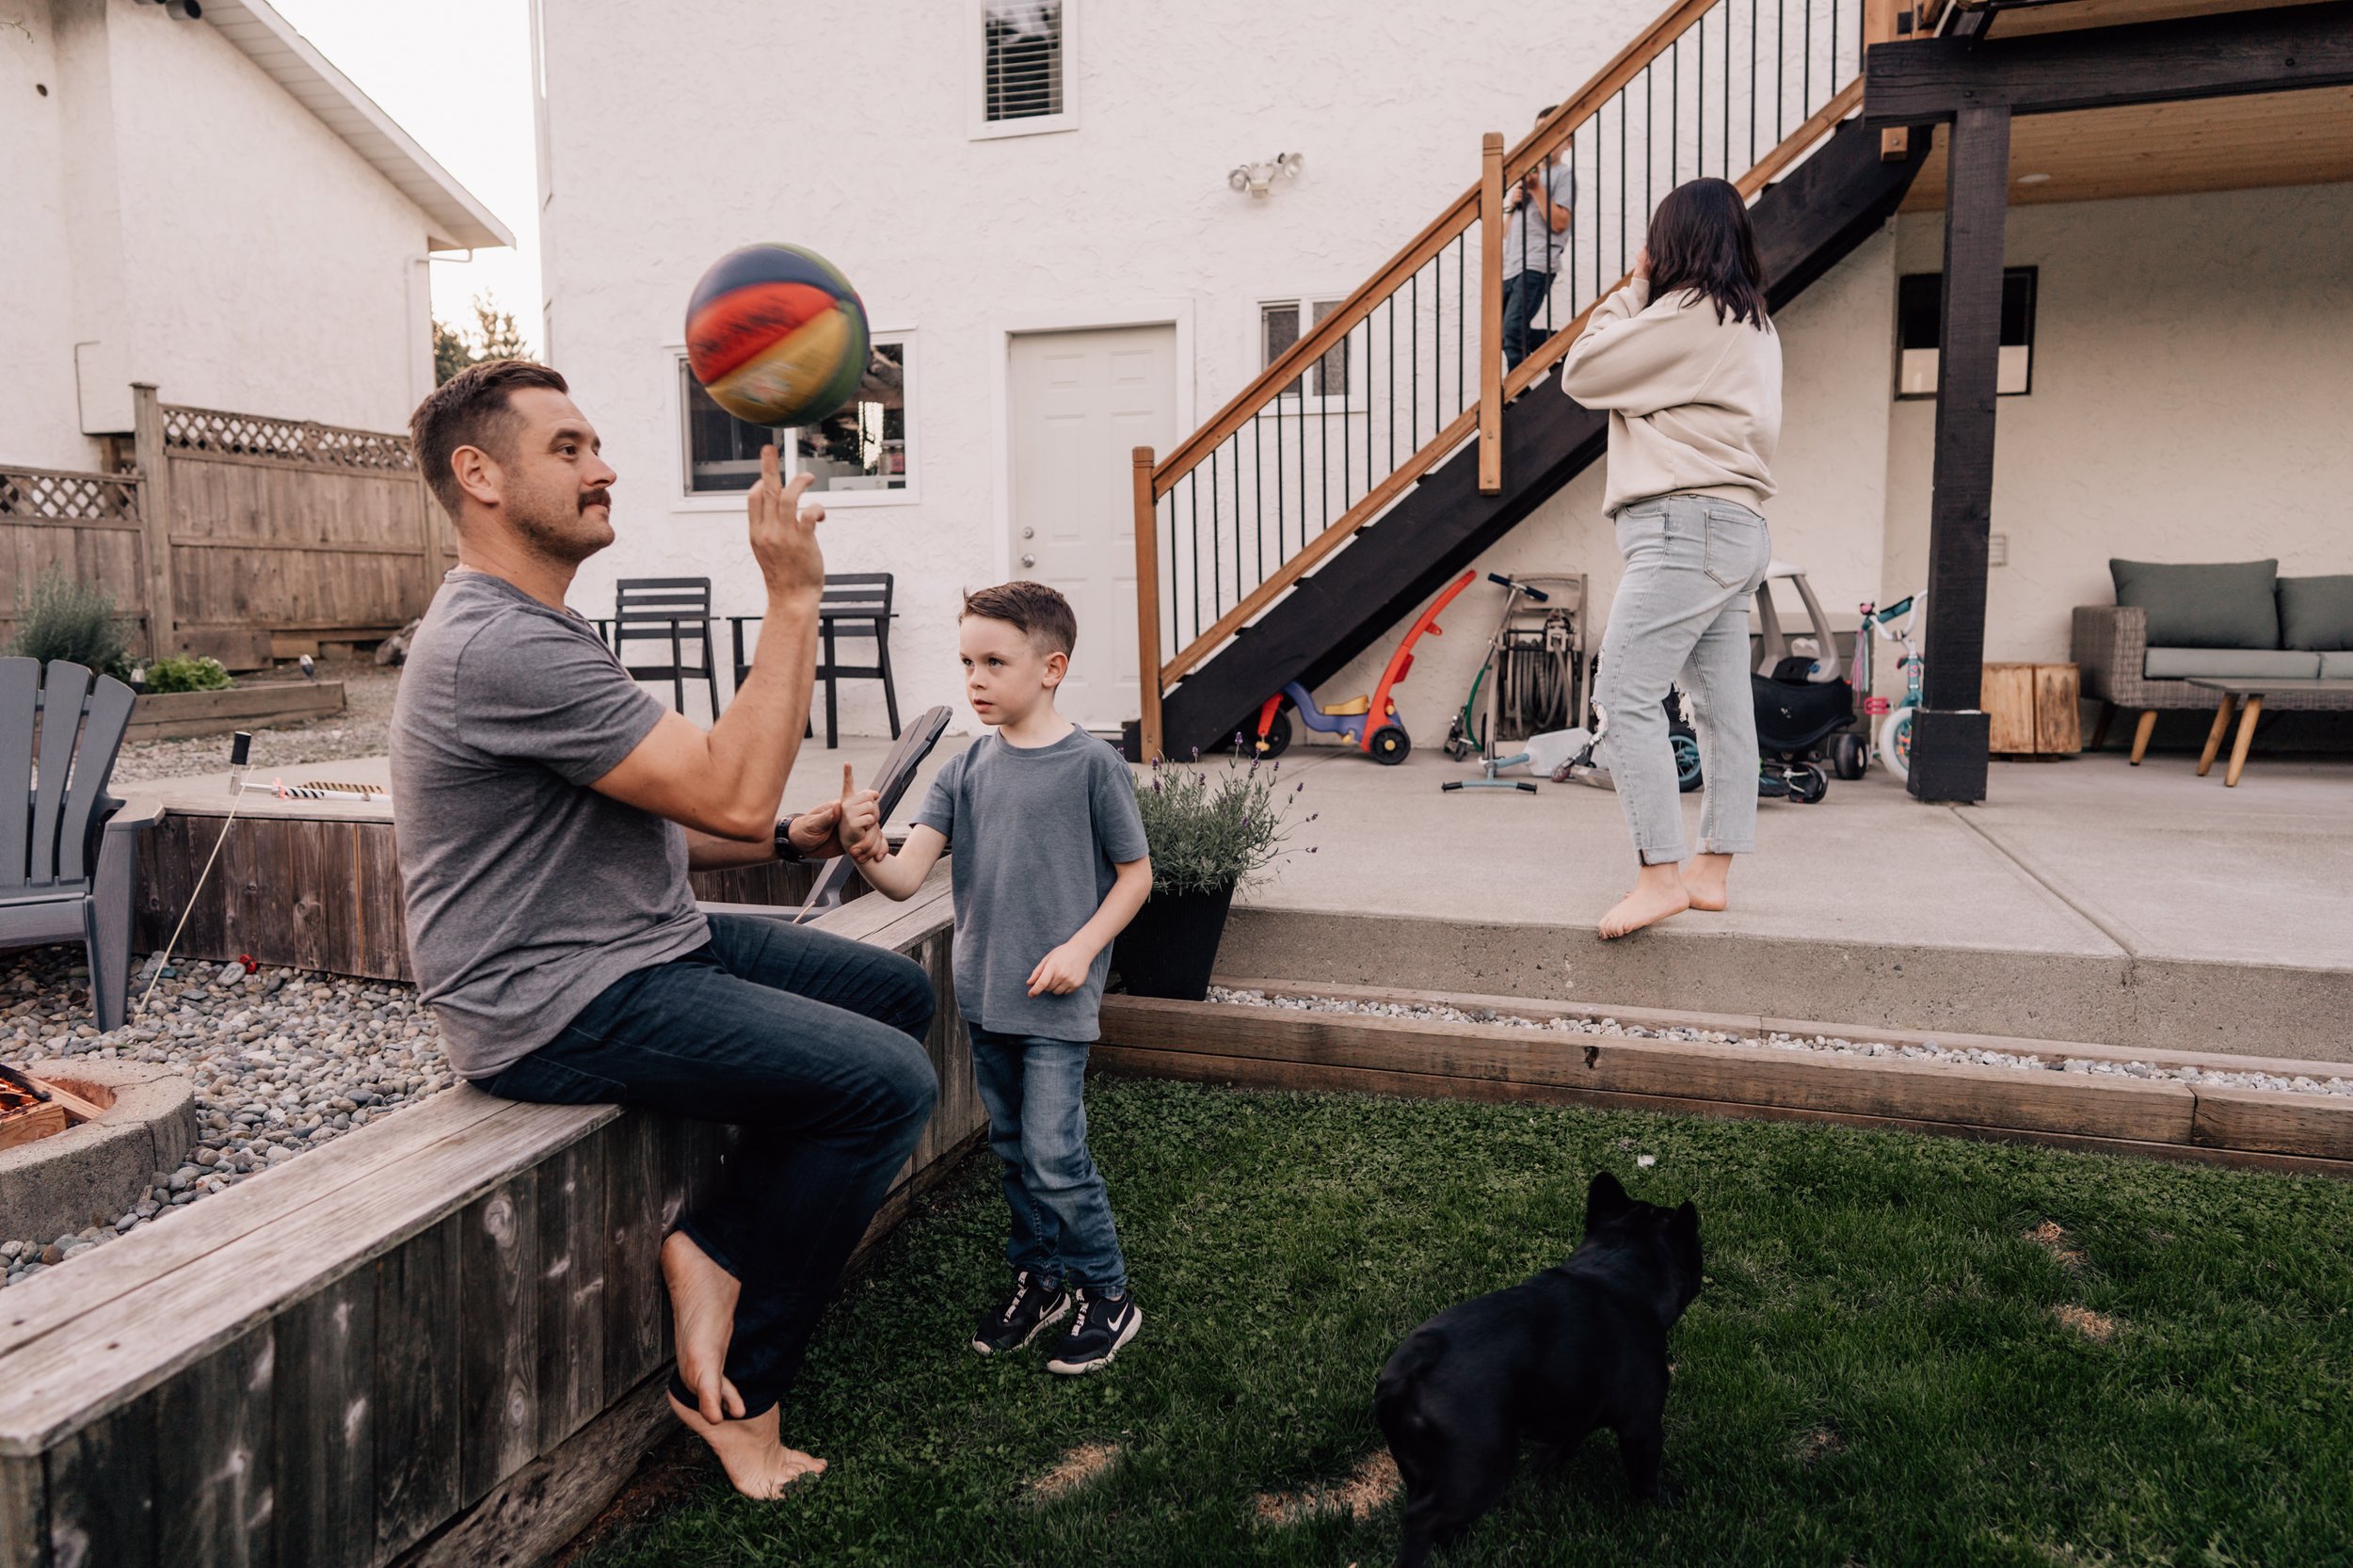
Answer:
[{"left": 1144, "top": 116, "right": 1929, "bottom": 760}]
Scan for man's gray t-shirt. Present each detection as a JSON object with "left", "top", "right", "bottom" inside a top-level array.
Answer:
[
  {"left": 1503, "top": 161, "right": 1577, "bottom": 280},
  {"left": 911, "top": 728, "right": 1147, "bottom": 1042},
  {"left": 390, "top": 571, "right": 709, "bottom": 1080}
]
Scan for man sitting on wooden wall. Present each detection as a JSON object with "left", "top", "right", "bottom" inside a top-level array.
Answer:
[{"left": 392, "top": 360, "right": 939, "bottom": 1499}]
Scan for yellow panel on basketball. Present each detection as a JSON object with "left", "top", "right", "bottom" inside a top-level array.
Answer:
[{"left": 703, "top": 311, "right": 855, "bottom": 426}]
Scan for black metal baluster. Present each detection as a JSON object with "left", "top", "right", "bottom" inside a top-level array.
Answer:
[
  {"left": 1409, "top": 268, "right": 1419, "bottom": 451},
  {"left": 1386, "top": 295, "right": 1396, "bottom": 474},
  {"left": 1252, "top": 414, "right": 1264, "bottom": 582}
]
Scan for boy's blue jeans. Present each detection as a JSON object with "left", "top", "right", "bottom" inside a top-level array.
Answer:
[
  {"left": 968, "top": 1025, "right": 1128, "bottom": 1295},
  {"left": 480, "top": 914, "right": 938, "bottom": 1422}
]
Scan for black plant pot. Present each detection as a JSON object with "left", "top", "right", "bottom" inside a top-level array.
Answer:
[{"left": 1112, "top": 884, "right": 1237, "bottom": 1002}]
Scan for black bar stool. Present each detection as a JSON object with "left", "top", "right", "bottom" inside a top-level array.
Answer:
[{"left": 728, "top": 573, "right": 901, "bottom": 748}]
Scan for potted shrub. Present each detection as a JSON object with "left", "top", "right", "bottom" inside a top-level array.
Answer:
[{"left": 1112, "top": 753, "right": 1312, "bottom": 1001}]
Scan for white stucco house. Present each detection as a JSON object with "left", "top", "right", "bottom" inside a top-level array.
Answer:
[
  {"left": 2, "top": 0, "right": 511, "bottom": 472},
  {"left": 533, "top": 0, "right": 2353, "bottom": 750}
]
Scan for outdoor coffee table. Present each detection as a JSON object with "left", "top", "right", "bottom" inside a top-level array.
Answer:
[{"left": 2186, "top": 677, "right": 2353, "bottom": 786}]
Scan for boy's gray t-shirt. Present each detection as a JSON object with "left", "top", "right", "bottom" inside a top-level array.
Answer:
[
  {"left": 911, "top": 728, "right": 1148, "bottom": 1041},
  {"left": 389, "top": 571, "right": 710, "bottom": 1080}
]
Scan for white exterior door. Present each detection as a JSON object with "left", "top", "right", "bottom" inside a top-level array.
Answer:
[{"left": 1008, "top": 325, "right": 1178, "bottom": 731}]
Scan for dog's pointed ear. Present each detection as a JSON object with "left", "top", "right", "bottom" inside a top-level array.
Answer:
[
  {"left": 1673, "top": 1199, "right": 1700, "bottom": 1239},
  {"left": 1585, "top": 1169, "right": 1631, "bottom": 1231}
]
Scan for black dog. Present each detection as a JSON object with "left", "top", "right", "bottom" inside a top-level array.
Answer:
[{"left": 1373, "top": 1170, "right": 1704, "bottom": 1567}]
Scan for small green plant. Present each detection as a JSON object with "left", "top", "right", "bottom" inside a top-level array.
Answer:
[
  {"left": 142, "top": 654, "right": 233, "bottom": 694},
  {"left": 1133, "top": 750, "right": 1314, "bottom": 896},
  {"left": 7, "top": 568, "right": 132, "bottom": 680}
]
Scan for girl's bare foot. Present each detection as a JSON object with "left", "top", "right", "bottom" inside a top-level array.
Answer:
[
  {"left": 662, "top": 1230, "right": 744, "bottom": 1423},
  {"left": 1680, "top": 852, "right": 1734, "bottom": 912},
  {"left": 1599, "top": 865, "right": 1692, "bottom": 938},
  {"left": 667, "top": 1392, "right": 828, "bottom": 1499}
]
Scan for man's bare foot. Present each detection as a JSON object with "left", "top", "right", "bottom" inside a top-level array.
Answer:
[
  {"left": 667, "top": 1392, "right": 827, "bottom": 1499},
  {"left": 662, "top": 1230, "right": 743, "bottom": 1423},
  {"left": 1599, "top": 866, "right": 1691, "bottom": 938},
  {"left": 1681, "top": 852, "right": 1734, "bottom": 912}
]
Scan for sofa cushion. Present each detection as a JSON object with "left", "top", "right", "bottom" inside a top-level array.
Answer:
[
  {"left": 2321, "top": 651, "right": 2353, "bottom": 680},
  {"left": 2143, "top": 648, "right": 2321, "bottom": 680},
  {"left": 2110, "top": 558, "right": 2280, "bottom": 648},
  {"left": 2279, "top": 574, "right": 2353, "bottom": 652}
]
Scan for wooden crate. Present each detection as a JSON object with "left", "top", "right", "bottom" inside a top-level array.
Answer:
[{"left": 1980, "top": 662, "right": 2081, "bottom": 755}]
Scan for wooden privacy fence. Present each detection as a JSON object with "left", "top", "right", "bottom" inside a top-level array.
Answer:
[
  {"left": 0, "top": 386, "right": 454, "bottom": 667},
  {"left": 0, "top": 872, "right": 981, "bottom": 1568}
]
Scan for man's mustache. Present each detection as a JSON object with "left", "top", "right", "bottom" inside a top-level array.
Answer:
[{"left": 581, "top": 489, "right": 612, "bottom": 512}]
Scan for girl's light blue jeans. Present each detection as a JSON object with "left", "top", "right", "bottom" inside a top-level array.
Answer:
[{"left": 1593, "top": 493, "right": 1773, "bottom": 866}]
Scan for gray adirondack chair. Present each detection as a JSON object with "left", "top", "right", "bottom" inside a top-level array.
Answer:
[{"left": 0, "top": 659, "right": 160, "bottom": 1032}]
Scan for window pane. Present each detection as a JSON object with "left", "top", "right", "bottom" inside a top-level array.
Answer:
[
  {"left": 681, "top": 362, "right": 788, "bottom": 493},
  {"left": 1262, "top": 303, "right": 1303, "bottom": 399},
  {"left": 984, "top": 1, "right": 1063, "bottom": 120},
  {"left": 793, "top": 340, "right": 909, "bottom": 493},
  {"left": 1309, "top": 297, "right": 1349, "bottom": 398}
]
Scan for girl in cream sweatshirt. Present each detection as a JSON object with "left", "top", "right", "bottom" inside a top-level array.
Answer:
[{"left": 1561, "top": 177, "right": 1783, "bottom": 940}]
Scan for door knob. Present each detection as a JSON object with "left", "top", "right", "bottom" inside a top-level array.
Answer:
[{"left": 1020, "top": 553, "right": 1036, "bottom": 568}]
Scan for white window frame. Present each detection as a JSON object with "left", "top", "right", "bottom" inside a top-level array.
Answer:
[
  {"left": 1258, "top": 294, "right": 1356, "bottom": 415},
  {"left": 671, "top": 328, "right": 920, "bottom": 511},
  {"left": 968, "top": 0, "right": 1078, "bottom": 141}
]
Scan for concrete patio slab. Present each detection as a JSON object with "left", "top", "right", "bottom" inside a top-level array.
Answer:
[{"left": 1202, "top": 740, "right": 2353, "bottom": 1059}]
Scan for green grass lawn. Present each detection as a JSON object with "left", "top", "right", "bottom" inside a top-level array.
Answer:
[{"left": 577, "top": 1079, "right": 2353, "bottom": 1568}]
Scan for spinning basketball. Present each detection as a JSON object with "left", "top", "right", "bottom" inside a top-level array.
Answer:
[{"left": 684, "top": 243, "right": 870, "bottom": 426}]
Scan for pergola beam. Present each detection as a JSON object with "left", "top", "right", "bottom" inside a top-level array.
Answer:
[{"left": 1865, "top": 1, "right": 2353, "bottom": 124}]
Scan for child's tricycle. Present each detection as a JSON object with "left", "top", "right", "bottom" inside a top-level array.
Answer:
[{"left": 1250, "top": 569, "right": 1476, "bottom": 765}]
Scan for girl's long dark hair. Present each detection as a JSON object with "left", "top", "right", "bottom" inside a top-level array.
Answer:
[{"left": 1644, "top": 178, "right": 1771, "bottom": 330}]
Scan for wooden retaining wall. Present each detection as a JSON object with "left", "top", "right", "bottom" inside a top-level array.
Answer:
[
  {"left": 1096, "top": 982, "right": 2353, "bottom": 1177},
  {"left": 133, "top": 810, "right": 832, "bottom": 983},
  {"left": 0, "top": 872, "right": 976, "bottom": 1568}
]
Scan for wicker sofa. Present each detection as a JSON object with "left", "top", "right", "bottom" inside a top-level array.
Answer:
[{"left": 2073, "top": 574, "right": 2353, "bottom": 762}]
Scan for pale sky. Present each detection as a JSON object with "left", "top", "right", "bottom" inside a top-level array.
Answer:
[{"left": 269, "top": 0, "right": 544, "bottom": 355}]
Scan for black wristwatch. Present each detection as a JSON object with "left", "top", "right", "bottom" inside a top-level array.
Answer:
[{"left": 774, "top": 815, "right": 805, "bottom": 863}]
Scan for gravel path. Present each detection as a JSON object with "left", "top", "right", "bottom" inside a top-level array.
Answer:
[
  {"left": 111, "top": 663, "right": 402, "bottom": 784},
  {"left": 1207, "top": 987, "right": 2353, "bottom": 1097},
  {"left": 1, "top": 945, "right": 450, "bottom": 1291}
]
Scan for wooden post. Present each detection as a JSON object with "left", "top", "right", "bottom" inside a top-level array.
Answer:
[
  {"left": 1478, "top": 133, "right": 1505, "bottom": 495},
  {"left": 129, "top": 383, "right": 176, "bottom": 662},
  {"left": 1909, "top": 100, "right": 2009, "bottom": 805},
  {"left": 1131, "top": 447, "right": 1164, "bottom": 763},
  {"left": 1866, "top": 0, "right": 1912, "bottom": 160}
]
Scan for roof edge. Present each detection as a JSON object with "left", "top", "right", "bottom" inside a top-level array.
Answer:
[{"left": 201, "top": 0, "right": 517, "bottom": 251}]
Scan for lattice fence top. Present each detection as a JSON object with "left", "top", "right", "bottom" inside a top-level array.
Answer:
[
  {"left": 162, "top": 405, "right": 417, "bottom": 472},
  {"left": 0, "top": 466, "right": 142, "bottom": 521}
]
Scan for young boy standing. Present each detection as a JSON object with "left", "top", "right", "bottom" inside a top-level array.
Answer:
[{"left": 842, "top": 582, "right": 1152, "bottom": 1374}]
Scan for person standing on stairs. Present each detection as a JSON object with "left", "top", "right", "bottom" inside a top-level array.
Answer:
[
  {"left": 1500, "top": 108, "right": 1575, "bottom": 371},
  {"left": 1561, "top": 177, "right": 1782, "bottom": 939}
]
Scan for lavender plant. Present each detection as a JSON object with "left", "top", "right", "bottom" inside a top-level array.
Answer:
[{"left": 1133, "top": 750, "right": 1315, "bottom": 897}]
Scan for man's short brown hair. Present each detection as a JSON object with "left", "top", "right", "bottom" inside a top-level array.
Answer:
[
  {"left": 961, "top": 581, "right": 1077, "bottom": 657},
  {"left": 408, "top": 360, "right": 569, "bottom": 519}
]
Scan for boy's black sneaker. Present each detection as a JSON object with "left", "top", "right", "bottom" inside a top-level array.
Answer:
[
  {"left": 971, "top": 1269, "right": 1071, "bottom": 1354},
  {"left": 1045, "top": 1288, "right": 1142, "bottom": 1375}
]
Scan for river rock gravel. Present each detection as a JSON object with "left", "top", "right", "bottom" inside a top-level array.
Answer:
[
  {"left": 1206, "top": 987, "right": 2353, "bottom": 1097},
  {"left": 110, "top": 663, "right": 402, "bottom": 785},
  {"left": 1, "top": 944, "right": 449, "bottom": 1291}
]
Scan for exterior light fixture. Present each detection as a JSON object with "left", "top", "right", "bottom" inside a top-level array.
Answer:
[{"left": 1228, "top": 152, "right": 1305, "bottom": 199}]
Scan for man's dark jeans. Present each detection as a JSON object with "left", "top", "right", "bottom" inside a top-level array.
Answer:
[
  {"left": 1502, "top": 268, "right": 1557, "bottom": 371},
  {"left": 481, "top": 913, "right": 938, "bottom": 1421}
]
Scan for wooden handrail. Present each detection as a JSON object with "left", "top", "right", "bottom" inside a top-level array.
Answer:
[
  {"left": 1503, "top": 76, "right": 1866, "bottom": 400},
  {"left": 1502, "top": 0, "right": 1722, "bottom": 186},
  {"left": 1131, "top": 447, "right": 1164, "bottom": 760},
  {"left": 1161, "top": 73, "right": 1871, "bottom": 689},
  {"left": 1152, "top": 0, "right": 1725, "bottom": 497},
  {"left": 1478, "top": 134, "right": 1505, "bottom": 496}
]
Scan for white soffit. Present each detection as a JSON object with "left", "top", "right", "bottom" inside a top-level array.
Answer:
[{"left": 201, "top": 0, "right": 515, "bottom": 251}]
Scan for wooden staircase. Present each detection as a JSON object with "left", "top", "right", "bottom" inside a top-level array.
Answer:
[{"left": 1128, "top": 0, "right": 1936, "bottom": 760}]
